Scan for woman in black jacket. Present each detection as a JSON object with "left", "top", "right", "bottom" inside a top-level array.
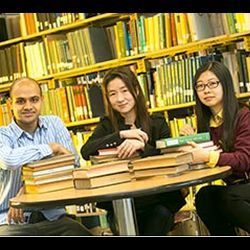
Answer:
[{"left": 81, "top": 66, "right": 186, "bottom": 235}]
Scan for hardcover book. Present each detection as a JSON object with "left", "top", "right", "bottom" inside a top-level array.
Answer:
[
  {"left": 156, "top": 132, "right": 211, "bottom": 149},
  {"left": 73, "top": 172, "right": 131, "bottom": 189},
  {"left": 25, "top": 179, "right": 74, "bottom": 194},
  {"left": 132, "top": 163, "right": 190, "bottom": 179},
  {"left": 73, "top": 160, "right": 132, "bottom": 189},
  {"left": 23, "top": 154, "right": 75, "bottom": 169},
  {"left": 74, "top": 160, "right": 130, "bottom": 179},
  {"left": 130, "top": 152, "right": 193, "bottom": 170},
  {"left": 98, "top": 147, "right": 119, "bottom": 156},
  {"left": 22, "top": 168, "right": 74, "bottom": 178},
  {"left": 160, "top": 140, "right": 216, "bottom": 154},
  {"left": 90, "top": 149, "right": 140, "bottom": 165}
]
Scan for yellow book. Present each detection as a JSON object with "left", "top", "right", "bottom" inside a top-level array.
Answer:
[
  {"left": 164, "top": 13, "right": 172, "bottom": 48},
  {"left": 174, "top": 13, "right": 183, "bottom": 45},
  {"left": 65, "top": 85, "right": 76, "bottom": 122},
  {"left": 19, "top": 13, "right": 27, "bottom": 36},
  {"left": 153, "top": 14, "right": 160, "bottom": 51},
  {"left": 133, "top": 163, "right": 189, "bottom": 179},
  {"left": 180, "top": 13, "right": 190, "bottom": 45},
  {"left": 73, "top": 172, "right": 131, "bottom": 189},
  {"left": 25, "top": 179, "right": 73, "bottom": 194}
]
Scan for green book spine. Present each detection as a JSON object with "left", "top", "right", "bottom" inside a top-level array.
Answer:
[{"left": 156, "top": 132, "right": 211, "bottom": 149}]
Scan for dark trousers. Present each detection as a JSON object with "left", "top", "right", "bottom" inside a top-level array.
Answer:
[
  {"left": 99, "top": 190, "right": 186, "bottom": 236},
  {"left": 195, "top": 183, "right": 250, "bottom": 236},
  {"left": 0, "top": 212, "right": 92, "bottom": 236}
]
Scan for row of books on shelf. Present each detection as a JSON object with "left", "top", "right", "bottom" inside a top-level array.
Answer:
[
  {"left": 1, "top": 46, "right": 249, "bottom": 127},
  {"left": 2, "top": 13, "right": 250, "bottom": 45},
  {"left": 0, "top": 26, "right": 113, "bottom": 82},
  {"left": 1, "top": 44, "right": 249, "bottom": 120},
  {"left": 2, "top": 13, "right": 250, "bottom": 83},
  {"left": 0, "top": 13, "right": 102, "bottom": 40},
  {"left": 0, "top": 14, "right": 21, "bottom": 41},
  {"left": 135, "top": 13, "right": 250, "bottom": 54},
  {"left": 20, "top": 13, "right": 102, "bottom": 36},
  {"left": 146, "top": 49, "right": 250, "bottom": 109},
  {"left": 102, "top": 13, "right": 250, "bottom": 58},
  {"left": 40, "top": 79, "right": 105, "bottom": 123},
  {"left": 168, "top": 115, "right": 197, "bottom": 138},
  {"left": 0, "top": 77, "right": 106, "bottom": 126}
]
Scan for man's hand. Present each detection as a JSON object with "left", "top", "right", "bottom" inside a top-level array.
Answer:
[
  {"left": 7, "top": 207, "right": 24, "bottom": 224},
  {"left": 120, "top": 129, "right": 149, "bottom": 143},
  {"left": 7, "top": 186, "right": 25, "bottom": 224},
  {"left": 117, "top": 139, "right": 145, "bottom": 159},
  {"left": 49, "top": 143, "right": 71, "bottom": 155}
]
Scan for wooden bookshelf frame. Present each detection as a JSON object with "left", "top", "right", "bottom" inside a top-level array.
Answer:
[{"left": 0, "top": 13, "right": 250, "bottom": 130}]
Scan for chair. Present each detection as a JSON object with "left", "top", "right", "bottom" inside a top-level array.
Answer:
[{"left": 168, "top": 209, "right": 210, "bottom": 236}]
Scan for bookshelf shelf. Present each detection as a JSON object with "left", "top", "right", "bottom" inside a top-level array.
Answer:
[
  {"left": 237, "top": 92, "right": 250, "bottom": 99},
  {"left": 144, "top": 31, "right": 250, "bottom": 60},
  {"left": 66, "top": 117, "right": 100, "bottom": 128},
  {"left": 53, "top": 55, "right": 144, "bottom": 80},
  {"left": 0, "top": 12, "right": 250, "bottom": 134},
  {"left": 148, "top": 102, "right": 196, "bottom": 113},
  {"left": 0, "top": 13, "right": 127, "bottom": 48},
  {"left": 0, "top": 83, "right": 12, "bottom": 92}
]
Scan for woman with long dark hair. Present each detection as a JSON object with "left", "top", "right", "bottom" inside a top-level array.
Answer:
[
  {"left": 180, "top": 61, "right": 250, "bottom": 235},
  {"left": 81, "top": 66, "right": 186, "bottom": 235}
]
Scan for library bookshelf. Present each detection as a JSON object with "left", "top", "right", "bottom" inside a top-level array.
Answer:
[
  {"left": 0, "top": 12, "right": 250, "bottom": 146},
  {"left": 1, "top": 12, "right": 250, "bottom": 224}
]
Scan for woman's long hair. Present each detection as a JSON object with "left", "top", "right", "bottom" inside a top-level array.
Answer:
[
  {"left": 102, "top": 67, "right": 150, "bottom": 135},
  {"left": 193, "top": 61, "right": 239, "bottom": 151}
]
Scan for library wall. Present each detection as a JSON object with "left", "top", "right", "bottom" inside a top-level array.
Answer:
[{"left": 0, "top": 13, "right": 250, "bottom": 166}]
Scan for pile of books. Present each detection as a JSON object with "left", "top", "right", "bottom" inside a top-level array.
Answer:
[
  {"left": 73, "top": 160, "right": 131, "bottom": 189},
  {"left": 130, "top": 152, "right": 192, "bottom": 179},
  {"left": 73, "top": 133, "right": 219, "bottom": 189},
  {"left": 73, "top": 151, "right": 195, "bottom": 189},
  {"left": 155, "top": 132, "right": 219, "bottom": 172},
  {"left": 22, "top": 154, "right": 75, "bottom": 194}
]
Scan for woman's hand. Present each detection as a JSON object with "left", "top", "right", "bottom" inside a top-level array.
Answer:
[
  {"left": 179, "top": 124, "right": 196, "bottom": 136},
  {"left": 117, "top": 139, "right": 145, "bottom": 159},
  {"left": 185, "top": 141, "right": 210, "bottom": 163},
  {"left": 120, "top": 128, "right": 148, "bottom": 143}
]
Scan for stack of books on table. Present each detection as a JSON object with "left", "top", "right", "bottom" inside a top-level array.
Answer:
[
  {"left": 156, "top": 133, "right": 219, "bottom": 157},
  {"left": 73, "top": 160, "right": 132, "bottom": 189},
  {"left": 130, "top": 152, "right": 193, "bottom": 179},
  {"left": 74, "top": 151, "right": 195, "bottom": 189},
  {"left": 22, "top": 154, "right": 75, "bottom": 194}
]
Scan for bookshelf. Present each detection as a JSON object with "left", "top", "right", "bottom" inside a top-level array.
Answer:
[
  {"left": 1, "top": 13, "right": 249, "bottom": 229},
  {"left": 0, "top": 12, "right": 250, "bottom": 140}
]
